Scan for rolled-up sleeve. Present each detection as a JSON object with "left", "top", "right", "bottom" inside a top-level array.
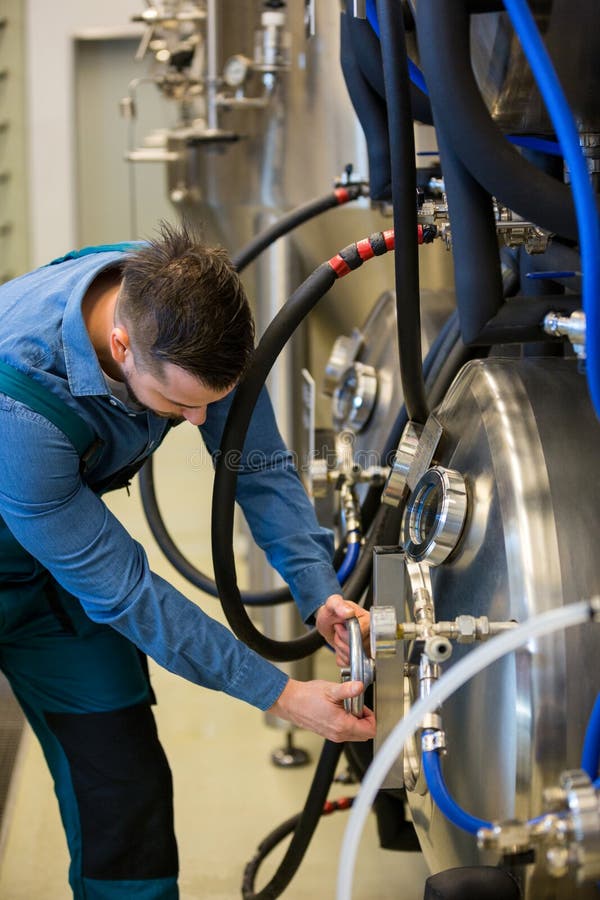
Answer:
[{"left": 0, "top": 400, "right": 288, "bottom": 710}]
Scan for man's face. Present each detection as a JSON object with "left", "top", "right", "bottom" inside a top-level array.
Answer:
[{"left": 122, "top": 354, "right": 234, "bottom": 426}]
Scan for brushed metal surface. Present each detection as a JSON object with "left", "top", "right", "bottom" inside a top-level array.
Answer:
[{"left": 400, "top": 357, "right": 600, "bottom": 898}]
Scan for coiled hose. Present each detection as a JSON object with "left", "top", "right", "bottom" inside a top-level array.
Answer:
[
  {"left": 211, "top": 231, "right": 398, "bottom": 663},
  {"left": 240, "top": 740, "right": 345, "bottom": 900}
]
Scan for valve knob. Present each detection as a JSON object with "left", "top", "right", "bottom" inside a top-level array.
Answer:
[{"left": 341, "top": 617, "right": 374, "bottom": 717}]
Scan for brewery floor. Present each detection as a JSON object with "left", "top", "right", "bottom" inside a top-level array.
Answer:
[{"left": 0, "top": 422, "right": 429, "bottom": 899}]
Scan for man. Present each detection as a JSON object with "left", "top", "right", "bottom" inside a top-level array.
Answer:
[{"left": 0, "top": 221, "right": 373, "bottom": 899}]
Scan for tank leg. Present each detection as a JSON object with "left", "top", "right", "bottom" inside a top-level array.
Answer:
[{"left": 271, "top": 730, "right": 310, "bottom": 768}]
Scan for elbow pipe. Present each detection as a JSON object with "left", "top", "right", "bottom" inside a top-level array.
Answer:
[
  {"left": 422, "top": 744, "right": 492, "bottom": 835},
  {"left": 376, "top": 0, "right": 429, "bottom": 424},
  {"left": 415, "top": 0, "right": 594, "bottom": 243},
  {"left": 212, "top": 234, "right": 396, "bottom": 662}
]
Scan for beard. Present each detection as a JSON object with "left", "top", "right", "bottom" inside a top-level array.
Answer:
[{"left": 120, "top": 372, "right": 148, "bottom": 411}]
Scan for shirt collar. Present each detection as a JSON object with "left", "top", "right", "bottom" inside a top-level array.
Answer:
[{"left": 61, "top": 256, "right": 124, "bottom": 398}]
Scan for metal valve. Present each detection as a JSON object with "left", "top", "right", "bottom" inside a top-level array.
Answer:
[
  {"left": 341, "top": 617, "right": 374, "bottom": 717},
  {"left": 370, "top": 604, "right": 516, "bottom": 660}
]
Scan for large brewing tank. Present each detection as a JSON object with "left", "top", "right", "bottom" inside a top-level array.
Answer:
[{"left": 400, "top": 356, "right": 600, "bottom": 898}]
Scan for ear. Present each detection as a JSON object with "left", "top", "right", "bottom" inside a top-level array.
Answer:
[{"left": 109, "top": 326, "right": 131, "bottom": 365}]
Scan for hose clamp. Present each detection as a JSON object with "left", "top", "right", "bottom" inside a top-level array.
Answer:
[{"left": 421, "top": 729, "right": 446, "bottom": 753}]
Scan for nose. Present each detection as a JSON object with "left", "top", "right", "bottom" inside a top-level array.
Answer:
[{"left": 183, "top": 407, "right": 207, "bottom": 426}]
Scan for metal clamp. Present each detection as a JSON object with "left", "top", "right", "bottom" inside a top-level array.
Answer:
[
  {"left": 403, "top": 466, "right": 468, "bottom": 566},
  {"left": 332, "top": 362, "right": 378, "bottom": 433}
]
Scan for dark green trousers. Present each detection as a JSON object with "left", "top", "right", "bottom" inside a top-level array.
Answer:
[{"left": 0, "top": 526, "right": 178, "bottom": 899}]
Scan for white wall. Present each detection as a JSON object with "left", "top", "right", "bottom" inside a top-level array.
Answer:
[{"left": 25, "top": 0, "right": 143, "bottom": 266}]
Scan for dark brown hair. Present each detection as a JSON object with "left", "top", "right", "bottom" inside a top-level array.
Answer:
[{"left": 117, "top": 220, "right": 255, "bottom": 390}]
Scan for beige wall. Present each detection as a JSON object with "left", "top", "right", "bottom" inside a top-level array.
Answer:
[{"left": 25, "top": 0, "right": 143, "bottom": 265}]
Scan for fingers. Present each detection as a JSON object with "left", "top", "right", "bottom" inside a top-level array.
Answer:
[
  {"left": 331, "top": 678, "right": 363, "bottom": 702},
  {"left": 324, "top": 593, "right": 352, "bottom": 618},
  {"left": 334, "top": 627, "right": 350, "bottom": 667},
  {"left": 274, "top": 678, "right": 376, "bottom": 742},
  {"left": 326, "top": 682, "right": 376, "bottom": 741}
]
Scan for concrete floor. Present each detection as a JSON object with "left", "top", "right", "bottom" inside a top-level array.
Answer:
[{"left": 0, "top": 422, "right": 430, "bottom": 899}]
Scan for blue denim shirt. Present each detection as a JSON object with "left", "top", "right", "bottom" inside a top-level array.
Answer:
[{"left": 0, "top": 250, "right": 341, "bottom": 710}]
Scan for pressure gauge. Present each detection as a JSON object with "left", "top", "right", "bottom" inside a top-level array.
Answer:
[
  {"left": 402, "top": 466, "right": 467, "bottom": 566},
  {"left": 223, "top": 54, "right": 252, "bottom": 88}
]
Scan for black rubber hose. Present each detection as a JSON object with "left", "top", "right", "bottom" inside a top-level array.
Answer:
[
  {"left": 212, "top": 263, "right": 337, "bottom": 661},
  {"left": 434, "top": 127, "right": 505, "bottom": 345},
  {"left": 380, "top": 309, "right": 459, "bottom": 466},
  {"left": 415, "top": 0, "right": 596, "bottom": 242},
  {"left": 212, "top": 233, "right": 397, "bottom": 661},
  {"left": 232, "top": 185, "right": 364, "bottom": 272},
  {"left": 241, "top": 740, "right": 344, "bottom": 900},
  {"left": 340, "top": 10, "right": 393, "bottom": 201},
  {"left": 423, "top": 311, "right": 462, "bottom": 394},
  {"left": 376, "top": 0, "right": 429, "bottom": 424},
  {"left": 139, "top": 463, "right": 291, "bottom": 605},
  {"left": 344, "top": 5, "right": 433, "bottom": 126},
  {"left": 139, "top": 460, "right": 353, "bottom": 606}
]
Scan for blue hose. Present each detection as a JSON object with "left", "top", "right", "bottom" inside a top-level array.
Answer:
[
  {"left": 503, "top": 0, "right": 600, "bottom": 420},
  {"left": 507, "top": 134, "right": 563, "bottom": 157},
  {"left": 422, "top": 745, "right": 492, "bottom": 834},
  {"left": 424, "top": 685, "right": 600, "bottom": 837},
  {"left": 335, "top": 537, "right": 361, "bottom": 585},
  {"left": 581, "top": 694, "right": 600, "bottom": 781}
]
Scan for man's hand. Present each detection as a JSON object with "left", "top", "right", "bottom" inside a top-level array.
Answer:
[
  {"left": 268, "top": 678, "right": 375, "bottom": 742},
  {"left": 315, "top": 593, "right": 370, "bottom": 667}
]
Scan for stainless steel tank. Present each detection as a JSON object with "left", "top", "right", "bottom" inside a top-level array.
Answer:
[
  {"left": 401, "top": 356, "right": 600, "bottom": 898},
  {"left": 469, "top": 0, "right": 600, "bottom": 136},
  {"left": 322, "top": 286, "right": 455, "bottom": 460}
]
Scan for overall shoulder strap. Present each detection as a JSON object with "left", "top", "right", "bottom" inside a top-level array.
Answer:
[
  {"left": 45, "top": 242, "right": 140, "bottom": 267},
  {"left": 0, "top": 360, "right": 101, "bottom": 467}
]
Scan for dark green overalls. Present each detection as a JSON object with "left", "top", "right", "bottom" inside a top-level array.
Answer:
[{"left": 0, "top": 246, "right": 178, "bottom": 899}]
